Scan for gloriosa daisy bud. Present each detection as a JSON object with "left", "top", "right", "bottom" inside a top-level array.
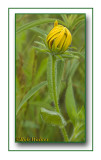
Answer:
[{"left": 47, "top": 20, "right": 72, "bottom": 53}]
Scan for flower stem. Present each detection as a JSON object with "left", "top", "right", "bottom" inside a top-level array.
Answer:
[
  {"left": 52, "top": 55, "right": 60, "bottom": 112},
  {"left": 52, "top": 55, "right": 68, "bottom": 142},
  {"left": 61, "top": 127, "right": 69, "bottom": 142}
]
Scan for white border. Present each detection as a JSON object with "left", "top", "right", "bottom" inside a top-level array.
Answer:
[{"left": 9, "top": 8, "right": 93, "bottom": 151}]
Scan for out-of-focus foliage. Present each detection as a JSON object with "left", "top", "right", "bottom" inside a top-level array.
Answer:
[{"left": 16, "top": 14, "right": 85, "bottom": 142}]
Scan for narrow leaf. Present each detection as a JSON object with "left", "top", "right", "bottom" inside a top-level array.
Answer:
[
  {"left": 70, "top": 59, "right": 80, "bottom": 78},
  {"left": 61, "top": 14, "right": 68, "bottom": 25},
  {"left": 65, "top": 78, "right": 77, "bottom": 125},
  {"left": 77, "top": 106, "right": 85, "bottom": 121},
  {"left": 32, "top": 46, "right": 49, "bottom": 54},
  {"left": 16, "top": 81, "right": 47, "bottom": 115},
  {"left": 34, "top": 41, "right": 46, "bottom": 48},
  {"left": 41, "top": 108, "right": 67, "bottom": 127},
  {"left": 72, "top": 21, "right": 85, "bottom": 36},
  {"left": 34, "top": 58, "right": 48, "bottom": 83},
  {"left": 17, "top": 18, "right": 66, "bottom": 33},
  {"left": 62, "top": 54, "right": 79, "bottom": 59},
  {"left": 30, "top": 27, "right": 47, "bottom": 36},
  {"left": 71, "top": 15, "right": 85, "bottom": 30},
  {"left": 57, "top": 60, "right": 64, "bottom": 97},
  {"left": 21, "top": 120, "right": 39, "bottom": 129},
  {"left": 47, "top": 55, "right": 54, "bottom": 100}
]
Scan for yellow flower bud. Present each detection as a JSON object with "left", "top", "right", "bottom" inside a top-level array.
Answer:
[{"left": 47, "top": 20, "right": 72, "bottom": 53}]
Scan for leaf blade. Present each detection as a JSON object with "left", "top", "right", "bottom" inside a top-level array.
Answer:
[
  {"left": 65, "top": 78, "right": 77, "bottom": 125},
  {"left": 16, "top": 81, "right": 47, "bottom": 115},
  {"left": 47, "top": 55, "right": 54, "bottom": 100},
  {"left": 16, "top": 18, "right": 66, "bottom": 33},
  {"left": 41, "top": 108, "right": 67, "bottom": 127},
  {"left": 57, "top": 60, "right": 64, "bottom": 98}
]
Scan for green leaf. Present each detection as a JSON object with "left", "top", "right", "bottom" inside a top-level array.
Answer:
[
  {"left": 77, "top": 106, "right": 85, "bottom": 121},
  {"left": 69, "top": 59, "right": 80, "bottom": 78},
  {"left": 32, "top": 46, "right": 49, "bottom": 54},
  {"left": 56, "top": 55, "right": 64, "bottom": 61},
  {"left": 71, "top": 15, "right": 85, "bottom": 30},
  {"left": 62, "top": 54, "right": 79, "bottom": 59},
  {"left": 21, "top": 120, "right": 39, "bottom": 129},
  {"left": 70, "top": 123, "right": 85, "bottom": 142},
  {"left": 61, "top": 14, "right": 68, "bottom": 26},
  {"left": 72, "top": 20, "right": 85, "bottom": 37},
  {"left": 34, "top": 41, "right": 46, "bottom": 48},
  {"left": 47, "top": 55, "right": 54, "bottom": 100},
  {"left": 41, "top": 108, "right": 67, "bottom": 128},
  {"left": 16, "top": 81, "right": 47, "bottom": 115},
  {"left": 71, "top": 130, "right": 85, "bottom": 142},
  {"left": 16, "top": 18, "right": 66, "bottom": 33},
  {"left": 57, "top": 60, "right": 64, "bottom": 98},
  {"left": 65, "top": 78, "right": 77, "bottom": 125},
  {"left": 34, "top": 58, "right": 48, "bottom": 83},
  {"left": 65, "top": 51, "right": 84, "bottom": 58},
  {"left": 30, "top": 27, "right": 47, "bottom": 36},
  {"left": 65, "top": 59, "right": 79, "bottom": 80}
]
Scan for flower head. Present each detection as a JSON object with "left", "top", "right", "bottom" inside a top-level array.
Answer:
[{"left": 47, "top": 20, "right": 72, "bottom": 53}]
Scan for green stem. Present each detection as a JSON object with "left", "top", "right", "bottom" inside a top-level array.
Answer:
[
  {"left": 52, "top": 55, "right": 60, "bottom": 112},
  {"left": 61, "top": 127, "right": 69, "bottom": 142},
  {"left": 52, "top": 55, "right": 68, "bottom": 142}
]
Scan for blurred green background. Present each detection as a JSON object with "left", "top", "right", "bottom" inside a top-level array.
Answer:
[{"left": 16, "top": 14, "right": 85, "bottom": 142}]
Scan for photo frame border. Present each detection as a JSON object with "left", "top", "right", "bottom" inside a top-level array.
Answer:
[{"left": 8, "top": 7, "right": 93, "bottom": 151}]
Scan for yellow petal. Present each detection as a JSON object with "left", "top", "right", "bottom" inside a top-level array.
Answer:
[
  {"left": 47, "top": 20, "right": 72, "bottom": 53},
  {"left": 48, "top": 32, "right": 60, "bottom": 49},
  {"left": 58, "top": 34, "right": 66, "bottom": 50},
  {"left": 47, "top": 25, "right": 63, "bottom": 37},
  {"left": 54, "top": 28, "right": 65, "bottom": 49},
  {"left": 54, "top": 20, "right": 58, "bottom": 27},
  {"left": 47, "top": 28, "right": 61, "bottom": 42},
  {"left": 63, "top": 31, "right": 72, "bottom": 51}
]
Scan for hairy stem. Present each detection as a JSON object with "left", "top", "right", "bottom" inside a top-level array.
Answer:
[
  {"left": 52, "top": 55, "right": 60, "bottom": 112},
  {"left": 61, "top": 127, "right": 69, "bottom": 142},
  {"left": 52, "top": 55, "right": 68, "bottom": 142}
]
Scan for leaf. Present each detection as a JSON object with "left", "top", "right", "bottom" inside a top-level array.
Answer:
[
  {"left": 65, "top": 78, "right": 77, "bottom": 125},
  {"left": 32, "top": 46, "right": 49, "bottom": 55},
  {"left": 69, "top": 59, "right": 80, "bottom": 78},
  {"left": 34, "top": 58, "right": 48, "bottom": 83},
  {"left": 65, "top": 59, "right": 79, "bottom": 80},
  {"left": 34, "top": 41, "right": 46, "bottom": 48},
  {"left": 72, "top": 20, "right": 85, "bottom": 37},
  {"left": 61, "top": 14, "right": 68, "bottom": 26},
  {"left": 30, "top": 27, "right": 47, "bottom": 36},
  {"left": 71, "top": 130, "right": 85, "bottom": 142},
  {"left": 47, "top": 55, "right": 54, "bottom": 100},
  {"left": 16, "top": 81, "right": 47, "bottom": 115},
  {"left": 71, "top": 15, "right": 85, "bottom": 30},
  {"left": 56, "top": 55, "right": 64, "bottom": 61},
  {"left": 65, "top": 51, "right": 84, "bottom": 58},
  {"left": 57, "top": 60, "right": 64, "bottom": 98},
  {"left": 70, "top": 123, "right": 85, "bottom": 142},
  {"left": 41, "top": 108, "right": 67, "bottom": 128},
  {"left": 16, "top": 18, "right": 66, "bottom": 33},
  {"left": 77, "top": 106, "right": 85, "bottom": 121},
  {"left": 62, "top": 54, "right": 79, "bottom": 59},
  {"left": 21, "top": 120, "right": 39, "bottom": 129}
]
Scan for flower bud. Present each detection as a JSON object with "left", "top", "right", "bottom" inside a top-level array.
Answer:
[{"left": 47, "top": 20, "right": 72, "bottom": 53}]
